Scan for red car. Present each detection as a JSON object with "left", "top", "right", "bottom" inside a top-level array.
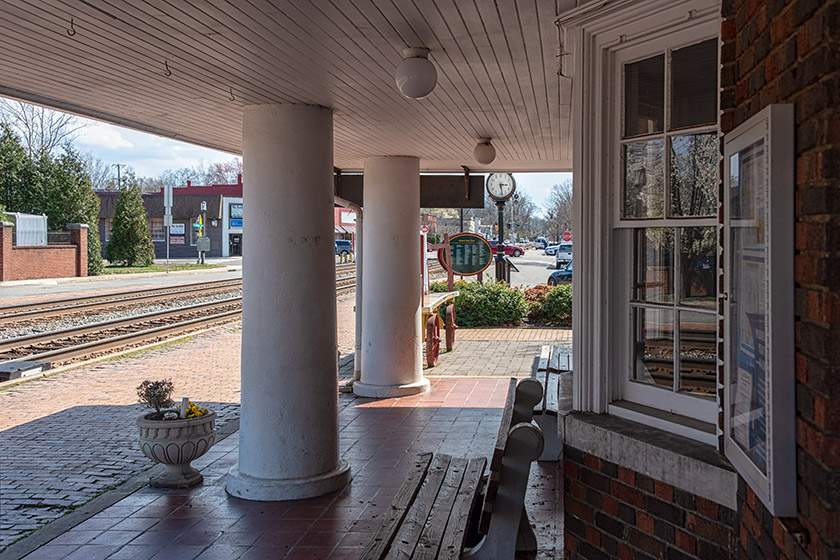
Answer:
[{"left": 488, "top": 241, "right": 524, "bottom": 257}]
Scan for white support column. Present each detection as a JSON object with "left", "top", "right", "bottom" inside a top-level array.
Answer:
[
  {"left": 353, "top": 156, "right": 428, "bottom": 398},
  {"left": 226, "top": 104, "right": 350, "bottom": 501}
]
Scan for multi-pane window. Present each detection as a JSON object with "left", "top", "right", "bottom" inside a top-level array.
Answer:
[
  {"left": 619, "top": 38, "right": 719, "bottom": 417},
  {"left": 149, "top": 218, "right": 165, "bottom": 242}
]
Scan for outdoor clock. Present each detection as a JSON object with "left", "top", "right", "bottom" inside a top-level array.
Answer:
[{"left": 486, "top": 172, "right": 516, "bottom": 201}]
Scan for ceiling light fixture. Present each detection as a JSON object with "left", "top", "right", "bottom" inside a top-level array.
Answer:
[
  {"left": 473, "top": 139, "right": 496, "bottom": 165},
  {"left": 394, "top": 47, "right": 437, "bottom": 99}
]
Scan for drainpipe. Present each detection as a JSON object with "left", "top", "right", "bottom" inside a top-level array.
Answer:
[{"left": 335, "top": 196, "right": 362, "bottom": 389}]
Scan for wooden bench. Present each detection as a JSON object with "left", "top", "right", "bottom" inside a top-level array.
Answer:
[
  {"left": 531, "top": 345, "right": 573, "bottom": 462},
  {"left": 422, "top": 291, "right": 458, "bottom": 367},
  {"left": 359, "top": 378, "right": 544, "bottom": 559}
]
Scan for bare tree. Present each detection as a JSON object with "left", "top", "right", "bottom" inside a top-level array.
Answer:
[
  {"left": 0, "top": 99, "right": 89, "bottom": 157},
  {"left": 82, "top": 153, "right": 117, "bottom": 191},
  {"left": 543, "top": 180, "right": 573, "bottom": 241}
]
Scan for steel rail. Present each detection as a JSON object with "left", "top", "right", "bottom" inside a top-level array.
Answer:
[
  {"left": 0, "top": 297, "right": 243, "bottom": 354},
  {"left": 6, "top": 309, "right": 243, "bottom": 366},
  {"left": 0, "top": 279, "right": 243, "bottom": 324}
]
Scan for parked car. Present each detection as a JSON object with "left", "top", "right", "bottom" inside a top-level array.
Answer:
[
  {"left": 335, "top": 240, "right": 353, "bottom": 256},
  {"left": 488, "top": 240, "right": 524, "bottom": 257},
  {"left": 544, "top": 244, "right": 560, "bottom": 255},
  {"left": 535, "top": 236, "right": 547, "bottom": 250},
  {"left": 554, "top": 244, "right": 573, "bottom": 267},
  {"left": 547, "top": 261, "right": 572, "bottom": 286}
]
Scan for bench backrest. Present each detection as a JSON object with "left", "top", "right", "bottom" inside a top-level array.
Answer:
[{"left": 478, "top": 377, "right": 542, "bottom": 535}]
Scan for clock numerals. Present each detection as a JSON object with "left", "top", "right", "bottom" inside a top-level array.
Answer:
[{"left": 486, "top": 173, "right": 516, "bottom": 201}]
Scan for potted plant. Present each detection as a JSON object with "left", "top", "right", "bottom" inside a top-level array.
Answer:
[{"left": 135, "top": 379, "right": 216, "bottom": 488}]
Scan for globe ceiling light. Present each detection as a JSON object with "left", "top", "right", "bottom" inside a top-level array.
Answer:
[
  {"left": 394, "top": 47, "right": 437, "bottom": 99},
  {"left": 473, "top": 139, "right": 496, "bottom": 165}
]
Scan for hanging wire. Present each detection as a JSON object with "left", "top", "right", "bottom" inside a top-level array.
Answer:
[
  {"left": 67, "top": 18, "right": 76, "bottom": 36},
  {"left": 164, "top": 60, "right": 172, "bottom": 77},
  {"left": 228, "top": 88, "right": 235, "bottom": 102}
]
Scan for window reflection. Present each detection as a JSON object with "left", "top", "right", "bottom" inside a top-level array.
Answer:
[
  {"left": 633, "top": 307, "right": 674, "bottom": 389},
  {"left": 680, "top": 227, "right": 717, "bottom": 309},
  {"left": 624, "top": 140, "right": 664, "bottom": 218},
  {"left": 634, "top": 229, "right": 673, "bottom": 303},
  {"left": 670, "top": 133, "right": 718, "bottom": 217},
  {"left": 678, "top": 311, "right": 717, "bottom": 398}
]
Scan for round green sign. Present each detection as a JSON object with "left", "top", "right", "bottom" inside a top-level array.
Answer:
[{"left": 437, "top": 233, "right": 494, "bottom": 275}]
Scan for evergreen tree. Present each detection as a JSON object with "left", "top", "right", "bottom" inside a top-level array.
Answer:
[
  {"left": 105, "top": 179, "right": 155, "bottom": 266},
  {"left": 0, "top": 126, "right": 103, "bottom": 274}
]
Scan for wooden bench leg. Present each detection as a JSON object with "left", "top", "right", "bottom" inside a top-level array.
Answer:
[
  {"left": 533, "top": 413, "right": 562, "bottom": 462},
  {"left": 463, "top": 423, "right": 543, "bottom": 560},
  {"left": 516, "top": 506, "right": 538, "bottom": 553}
]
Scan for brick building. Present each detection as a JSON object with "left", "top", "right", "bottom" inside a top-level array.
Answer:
[{"left": 559, "top": 1, "right": 839, "bottom": 558}]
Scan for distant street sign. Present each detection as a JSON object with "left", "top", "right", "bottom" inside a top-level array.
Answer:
[
  {"left": 421, "top": 225, "right": 429, "bottom": 233},
  {"left": 437, "top": 233, "right": 494, "bottom": 276},
  {"left": 562, "top": 231, "right": 572, "bottom": 242},
  {"left": 169, "top": 223, "right": 185, "bottom": 235}
]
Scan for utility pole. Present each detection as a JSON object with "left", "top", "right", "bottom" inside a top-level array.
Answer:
[{"left": 111, "top": 163, "right": 123, "bottom": 190}]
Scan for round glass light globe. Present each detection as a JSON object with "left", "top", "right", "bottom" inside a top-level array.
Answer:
[
  {"left": 474, "top": 142, "right": 496, "bottom": 165},
  {"left": 395, "top": 57, "right": 437, "bottom": 99}
]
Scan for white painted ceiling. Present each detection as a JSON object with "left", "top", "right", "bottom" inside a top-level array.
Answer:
[{"left": 0, "top": 0, "right": 571, "bottom": 172}]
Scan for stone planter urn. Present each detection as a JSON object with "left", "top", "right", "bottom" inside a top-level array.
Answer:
[{"left": 136, "top": 411, "right": 216, "bottom": 488}]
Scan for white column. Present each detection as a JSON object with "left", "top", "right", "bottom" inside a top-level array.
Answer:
[
  {"left": 353, "top": 156, "right": 428, "bottom": 398},
  {"left": 226, "top": 104, "right": 350, "bottom": 501}
]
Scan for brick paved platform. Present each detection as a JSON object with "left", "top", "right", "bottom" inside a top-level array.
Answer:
[{"left": 1, "top": 291, "right": 569, "bottom": 559}]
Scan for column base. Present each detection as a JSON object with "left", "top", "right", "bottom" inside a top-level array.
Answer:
[
  {"left": 353, "top": 378, "right": 430, "bottom": 398},
  {"left": 225, "top": 460, "right": 351, "bottom": 501}
]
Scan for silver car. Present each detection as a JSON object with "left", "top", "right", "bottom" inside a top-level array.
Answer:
[{"left": 554, "top": 244, "right": 573, "bottom": 267}]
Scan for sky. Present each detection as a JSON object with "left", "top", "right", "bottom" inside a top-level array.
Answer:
[{"left": 27, "top": 103, "right": 570, "bottom": 217}]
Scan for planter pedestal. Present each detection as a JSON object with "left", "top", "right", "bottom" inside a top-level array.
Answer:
[{"left": 137, "top": 411, "right": 216, "bottom": 488}]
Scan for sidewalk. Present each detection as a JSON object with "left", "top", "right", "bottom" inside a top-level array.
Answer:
[{"left": 0, "top": 295, "right": 569, "bottom": 559}]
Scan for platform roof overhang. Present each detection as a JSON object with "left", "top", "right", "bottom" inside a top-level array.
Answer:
[{"left": 0, "top": 0, "right": 571, "bottom": 173}]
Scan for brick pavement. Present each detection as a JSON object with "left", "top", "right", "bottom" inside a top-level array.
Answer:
[{"left": 0, "top": 290, "right": 570, "bottom": 553}]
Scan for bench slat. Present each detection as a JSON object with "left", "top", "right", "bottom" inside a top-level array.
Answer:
[
  {"left": 545, "top": 370, "right": 560, "bottom": 414},
  {"left": 536, "top": 345, "right": 551, "bottom": 373},
  {"left": 386, "top": 454, "right": 452, "bottom": 559},
  {"left": 413, "top": 457, "right": 470, "bottom": 560},
  {"left": 548, "top": 345, "right": 569, "bottom": 373},
  {"left": 359, "top": 453, "right": 434, "bottom": 560},
  {"left": 533, "top": 370, "right": 547, "bottom": 414},
  {"left": 437, "top": 457, "right": 487, "bottom": 560}
]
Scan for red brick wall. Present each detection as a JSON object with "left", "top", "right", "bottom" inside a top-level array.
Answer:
[
  {"left": 564, "top": 447, "right": 737, "bottom": 559},
  {"left": 721, "top": 0, "right": 840, "bottom": 558},
  {"left": 0, "top": 223, "right": 88, "bottom": 281}
]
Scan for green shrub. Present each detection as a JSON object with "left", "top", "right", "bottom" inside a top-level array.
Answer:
[
  {"left": 429, "top": 280, "right": 451, "bottom": 293},
  {"left": 523, "top": 284, "right": 552, "bottom": 323},
  {"left": 452, "top": 280, "right": 527, "bottom": 327},
  {"left": 544, "top": 284, "right": 572, "bottom": 326}
]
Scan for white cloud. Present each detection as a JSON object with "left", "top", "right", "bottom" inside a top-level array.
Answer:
[{"left": 76, "top": 123, "right": 133, "bottom": 150}]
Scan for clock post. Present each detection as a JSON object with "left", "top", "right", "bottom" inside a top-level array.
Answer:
[
  {"left": 495, "top": 200, "right": 507, "bottom": 282},
  {"left": 485, "top": 173, "right": 516, "bottom": 282}
]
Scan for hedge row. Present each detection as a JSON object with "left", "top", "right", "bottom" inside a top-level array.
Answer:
[{"left": 430, "top": 279, "right": 572, "bottom": 327}]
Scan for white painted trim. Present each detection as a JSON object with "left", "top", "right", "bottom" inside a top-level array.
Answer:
[
  {"left": 723, "top": 104, "right": 796, "bottom": 517},
  {"left": 561, "top": 0, "right": 720, "bottom": 430},
  {"left": 609, "top": 401, "right": 717, "bottom": 446}
]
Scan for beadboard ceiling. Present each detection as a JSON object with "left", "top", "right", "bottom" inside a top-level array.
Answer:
[{"left": 0, "top": 0, "right": 571, "bottom": 172}]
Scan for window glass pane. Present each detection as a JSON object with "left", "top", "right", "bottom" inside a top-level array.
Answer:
[
  {"left": 634, "top": 228, "right": 673, "bottom": 303},
  {"left": 632, "top": 307, "right": 674, "bottom": 390},
  {"left": 624, "top": 140, "right": 664, "bottom": 218},
  {"left": 625, "top": 54, "right": 664, "bottom": 137},
  {"left": 728, "top": 140, "right": 768, "bottom": 474},
  {"left": 678, "top": 311, "right": 717, "bottom": 398},
  {"left": 149, "top": 218, "right": 165, "bottom": 242},
  {"left": 671, "top": 39, "right": 718, "bottom": 129},
  {"left": 670, "top": 133, "right": 718, "bottom": 217},
  {"left": 679, "top": 227, "right": 717, "bottom": 309}
]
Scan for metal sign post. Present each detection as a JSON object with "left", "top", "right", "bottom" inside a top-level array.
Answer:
[{"left": 163, "top": 184, "right": 173, "bottom": 273}]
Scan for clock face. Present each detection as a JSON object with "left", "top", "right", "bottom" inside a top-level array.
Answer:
[{"left": 486, "top": 173, "right": 516, "bottom": 200}]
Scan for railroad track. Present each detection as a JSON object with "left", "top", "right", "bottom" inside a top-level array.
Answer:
[{"left": 0, "top": 260, "right": 446, "bottom": 379}]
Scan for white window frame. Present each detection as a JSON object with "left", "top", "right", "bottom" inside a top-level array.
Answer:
[{"left": 560, "top": 0, "right": 721, "bottom": 444}]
